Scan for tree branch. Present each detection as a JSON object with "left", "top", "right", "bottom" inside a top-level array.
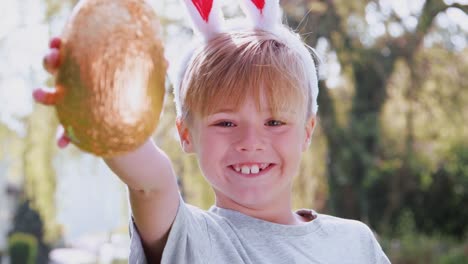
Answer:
[
  {"left": 283, "top": 0, "right": 349, "bottom": 146},
  {"left": 316, "top": 80, "right": 342, "bottom": 145},
  {"left": 389, "top": 0, "right": 467, "bottom": 59},
  {"left": 449, "top": 3, "right": 468, "bottom": 14}
]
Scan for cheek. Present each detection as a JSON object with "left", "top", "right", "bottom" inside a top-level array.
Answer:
[
  {"left": 273, "top": 130, "right": 306, "bottom": 162},
  {"left": 197, "top": 132, "right": 227, "bottom": 167},
  {"left": 275, "top": 129, "right": 304, "bottom": 148}
]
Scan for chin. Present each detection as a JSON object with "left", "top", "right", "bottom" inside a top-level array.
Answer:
[{"left": 229, "top": 188, "right": 276, "bottom": 209}]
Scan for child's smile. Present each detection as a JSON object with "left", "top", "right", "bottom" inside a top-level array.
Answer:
[
  {"left": 230, "top": 162, "right": 273, "bottom": 176},
  {"left": 179, "top": 90, "right": 316, "bottom": 212}
]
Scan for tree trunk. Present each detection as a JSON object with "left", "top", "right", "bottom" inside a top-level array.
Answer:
[{"left": 283, "top": 0, "right": 465, "bottom": 220}]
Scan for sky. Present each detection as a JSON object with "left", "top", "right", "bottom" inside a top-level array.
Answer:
[
  {"left": 0, "top": 0, "right": 467, "bottom": 136},
  {"left": 0, "top": 0, "right": 49, "bottom": 136}
]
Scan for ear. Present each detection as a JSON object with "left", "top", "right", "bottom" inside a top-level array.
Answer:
[
  {"left": 182, "top": 0, "right": 225, "bottom": 40},
  {"left": 176, "top": 117, "right": 195, "bottom": 153},
  {"left": 302, "top": 115, "right": 316, "bottom": 152},
  {"left": 239, "top": 0, "right": 281, "bottom": 31}
]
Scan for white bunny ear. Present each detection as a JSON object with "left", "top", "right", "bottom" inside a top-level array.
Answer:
[
  {"left": 182, "top": 0, "right": 225, "bottom": 40},
  {"left": 240, "top": 0, "right": 282, "bottom": 31}
]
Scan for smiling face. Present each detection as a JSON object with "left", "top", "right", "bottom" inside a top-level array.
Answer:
[
  {"left": 177, "top": 90, "right": 315, "bottom": 210},
  {"left": 175, "top": 30, "right": 319, "bottom": 212}
]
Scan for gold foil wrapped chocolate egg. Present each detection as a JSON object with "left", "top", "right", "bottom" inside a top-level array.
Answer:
[{"left": 55, "top": 0, "right": 166, "bottom": 157}]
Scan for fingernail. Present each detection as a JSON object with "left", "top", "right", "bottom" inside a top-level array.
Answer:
[
  {"left": 50, "top": 38, "right": 61, "bottom": 49},
  {"left": 58, "top": 136, "right": 71, "bottom": 148},
  {"left": 47, "top": 49, "right": 60, "bottom": 68},
  {"left": 32, "top": 89, "right": 44, "bottom": 101}
]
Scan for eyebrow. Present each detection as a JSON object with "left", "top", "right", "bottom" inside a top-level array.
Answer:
[
  {"left": 209, "top": 109, "right": 298, "bottom": 118},
  {"left": 212, "top": 107, "right": 295, "bottom": 113},
  {"left": 211, "top": 108, "right": 237, "bottom": 114}
]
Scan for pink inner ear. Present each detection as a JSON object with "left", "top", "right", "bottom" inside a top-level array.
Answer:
[
  {"left": 191, "top": 0, "right": 214, "bottom": 22},
  {"left": 251, "top": 0, "right": 265, "bottom": 11}
]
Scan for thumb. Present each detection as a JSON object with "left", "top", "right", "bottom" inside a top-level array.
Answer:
[
  {"left": 33, "top": 86, "right": 63, "bottom": 105},
  {"left": 56, "top": 125, "right": 71, "bottom": 148}
]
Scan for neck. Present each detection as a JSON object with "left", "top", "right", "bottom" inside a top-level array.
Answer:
[{"left": 214, "top": 191, "right": 306, "bottom": 225}]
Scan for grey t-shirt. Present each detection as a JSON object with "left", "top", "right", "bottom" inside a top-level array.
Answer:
[{"left": 129, "top": 198, "right": 391, "bottom": 264}]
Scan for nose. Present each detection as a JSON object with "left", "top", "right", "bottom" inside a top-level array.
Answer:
[{"left": 234, "top": 125, "right": 266, "bottom": 152}]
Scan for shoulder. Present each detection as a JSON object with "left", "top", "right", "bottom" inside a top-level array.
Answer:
[
  {"left": 316, "top": 213, "right": 373, "bottom": 235},
  {"left": 316, "top": 213, "right": 379, "bottom": 245},
  {"left": 314, "top": 213, "right": 390, "bottom": 263}
]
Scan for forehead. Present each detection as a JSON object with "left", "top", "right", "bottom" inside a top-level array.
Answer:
[
  {"left": 181, "top": 31, "right": 310, "bottom": 121},
  {"left": 203, "top": 87, "right": 304, "bottom": 121}
]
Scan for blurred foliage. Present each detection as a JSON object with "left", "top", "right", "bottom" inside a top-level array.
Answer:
[
  {"left": 283, "top": 0, "right": 468, "bottom": 228},
  {"left": 8, "top": 232, "right": 38, "bottom": 264},
  {"left": 366, "top": 45, "right": 468, "bottom": 238},
  {"left": 9, "top": 200, "right": 50, "bottom": 264},
  {"left": 381, "top": 210, "right": 468, "bottom": 263},
  {"left": 23, "top": 104, "right": 61, "bottom": 243},
  {"left": 0, "top": 0, "right": 467, "bottom": 261},
  {"left": 44, "top": 0, "right": 78, "bottom": 19},
  {"left": 408, "top": 143, "right": 468, "bottom": 238}
]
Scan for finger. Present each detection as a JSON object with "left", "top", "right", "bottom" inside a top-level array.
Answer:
[
  {"left": 42, "top": 48, "right": 61, "bottom": 75},
  {"left": 49, "top": 37, "right": 62, "bottom": 49},
  {"left": 58, "top": 135, "right": 71, "bottom": 148},
  {"left": 33, "top": 87, "right": 61, "bottom": 105},
  {"left": 56, "top": 126, "right": 71, "bottom": 148}
]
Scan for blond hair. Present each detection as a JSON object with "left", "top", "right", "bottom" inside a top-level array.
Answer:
[{"left": 174, "top": 28, "right": 319, "bottom": 123}]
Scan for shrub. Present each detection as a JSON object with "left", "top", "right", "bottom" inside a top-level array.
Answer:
[{"left": 8, "top": 232, "right": 38, "bottom": 264}]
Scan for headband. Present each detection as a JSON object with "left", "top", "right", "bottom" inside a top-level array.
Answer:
[
  {"left": 173, "top": 0, "right": 319, "bottom": 115},
  {"left": 183, "top": 0, "right": 281, "bottom": 39}
]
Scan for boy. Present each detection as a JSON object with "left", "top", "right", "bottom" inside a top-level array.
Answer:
[{"left": 35, "top": 0, "right": 390, "bottom": 263}]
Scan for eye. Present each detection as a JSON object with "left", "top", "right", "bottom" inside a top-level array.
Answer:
[
  {"left": 215, "top": 121, "right": 236, "bottom": 127},
  {"left": 266, "top": 120, "right": 285, "bottom": 126}
]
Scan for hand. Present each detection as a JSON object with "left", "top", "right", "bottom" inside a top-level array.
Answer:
[{"left": 33, "top": 37, "right": 71, "bottom": 148}]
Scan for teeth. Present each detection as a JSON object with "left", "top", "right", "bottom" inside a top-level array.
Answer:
[
  {"left": 250, "top": 165, "right": 259, "bottom": 174},
  {"left": 232, "top": 163, "right": 271, "bottom": 175}
]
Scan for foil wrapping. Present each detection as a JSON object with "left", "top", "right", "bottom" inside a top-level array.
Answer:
[{"left": 55, "top": 0, "right": 166, "bottom": 157}]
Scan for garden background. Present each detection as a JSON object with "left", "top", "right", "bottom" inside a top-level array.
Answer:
[{"left": 0, "top": 0, "right": 467, "bottom": 263}]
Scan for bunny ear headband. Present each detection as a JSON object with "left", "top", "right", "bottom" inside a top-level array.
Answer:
[
  {"left": 182, "top": 0, "right": 281, "bottom": 39},
  {"left": 174, "top": 0, "right": 319, "bottom": 114}
]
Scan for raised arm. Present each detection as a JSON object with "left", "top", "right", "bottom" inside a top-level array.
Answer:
[
  {"left": 34, "top": 37, "right": 180, "bottom": 262},
  {"left": 103, "top": 138, "right": 180, "bottom": 261}
]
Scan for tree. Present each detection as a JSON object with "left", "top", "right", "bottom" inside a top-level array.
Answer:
[
  {"left": 22, "top": 103, "right": 60, "bottom": 243},
  {"left": 9, "top": 200, "right": 49, "bottom": 264},
  {"left": 282, "top": 0, "right": 468, "bottom": 221}
]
